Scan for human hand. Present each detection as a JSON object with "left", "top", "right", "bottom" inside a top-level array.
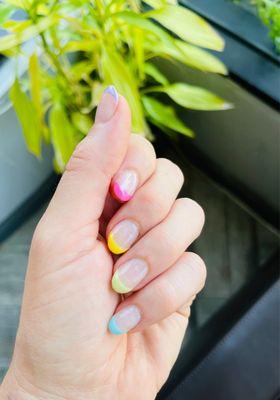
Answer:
[{"left": 0, "top": 87, "right": 206, "bottom": 400}]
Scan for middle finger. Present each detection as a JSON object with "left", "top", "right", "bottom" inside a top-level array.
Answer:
[{"left": 106, "top": 158, "right": 184, "bottom": 255}]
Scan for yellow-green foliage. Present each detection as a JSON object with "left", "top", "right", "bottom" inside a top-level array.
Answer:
[
  {"left": 0, "top": 0, "right": 231, "bottom": 171},
  {"left": 256, "top": 0, "right": 280, "bottom": 52}
]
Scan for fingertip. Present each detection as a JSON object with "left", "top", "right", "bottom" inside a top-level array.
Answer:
[
  {"left": 108, "top": 316, "right": 123, "bottom": 335},
  {"left": 107, "top": 233, "right": 126, "bottom": 255},
  {"left": 112, "top": 271, "right": 131, "bottom": 294}
]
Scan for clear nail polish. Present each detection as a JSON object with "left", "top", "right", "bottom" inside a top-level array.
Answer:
[
  {"left": 95, "top": 85, "right": 118, "bottom": 123},
  {"left": 107, "top": 220, "right": 139, "bottom": 255},
  {"left": 108, "top": 305, "right": 141, "bottom": 335},
  {"left": 111, "top": 169, "right": 138, "bottom": 202},
  {"left": 112, "top": 259, "right": 148, "bottom": 293}
]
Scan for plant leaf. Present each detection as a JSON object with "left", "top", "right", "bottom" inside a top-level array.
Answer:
[
  {"left": 101, "top": 46, "right": 145, "bottom": 133},
  {"left": 174, "top": 40, "right": 227, "bottom": 74},
  {"left": 62, "top": 40, "right": 97, "bottom": 53},
  {"left": 151, "top": 83, "right": 232, "bottom": 110},
  {"left": 29, "top": 53, "right": 49, "bottom": 140},
  {"left": 71, "top": 112, "right": 92, "bottom": 135},
  {"left": 145, "top": 37, "right": 227, "bottom": 74},
  {"left": 146, "top": 3, "right": 224, "bottom": 51},
  {"left": 112, "top": 10, "right": 172, "bottom": 42},
  {"left": 143, "top": 95, "right": 194, "bottom": 137},
  {"left": 9, "top": 78, "right": 41, "bottom": 157},
  {"left": 49, "top": 104, "right": 76, "bottom": 171},
  {"left": 0, "top": 15, "right": 57, "bottom": 52},
  {"left": 3, "top": 0, "right": 31, "bottom": 9},
  {"left": 144, "top": 62, "right": 169, "bottom": 84},
  {"left": 0, "top": 3, "right": 15, "bottom": 25}
]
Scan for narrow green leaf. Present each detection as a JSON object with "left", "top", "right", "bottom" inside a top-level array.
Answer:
[
  {"left": 152, "top": 83, "right": 233, "bottom": 111},
  {"left": 143, "top": 0, "right": 165, "bottom": 7},
  {"left": 2, "top": 19, "right": 32, "bottom": 33},
  {"left": 49, "top": 104, "right": 76, "bottom": 171},
  {"left": 101, "top": 47, "right": 145, "bottom": 133},
  {"left": 9, "top": 79, "right": 41, "bottom": 157},
  {"left": 133, "top": 29, "right": 145, "bottom": 80},
  {"left": 29, "top": 53, "right": 41, "bottom": 109},
  {"left": 147, "top": 4, "right": 224, "bottom": 51},
  {"left": 3, "top": 0, "right": 31, "bottom": 9},
  {"left": 70, "top": 60, "right": 96, "bottom": 80},
  {"left": 0, "top": 4, "right": 15, "bottom": 25},
  {"left": 144, "top": 62, "right": 169, "bottom": 85},
  {"left": 112, "top": 10, "right": 172, "bottom": 43},
  {"left": 71, "top": 112, "right": 92, "bottom": 135},
  {"left": 145, "top": 37, "right": 227, "bottom": 74},
  {"left": 0, "top": 15, "right": 57, "bottom": 52},
  {"left": 28, "top": 53, "right": 49, "bottom": 139},
  {"left": 143, "top": 95, "right": 194, "bottom": 137},
  {"left": 174, "top": 40, "right": 227, "bottom": 74},
  {"left": 62, "top": 40, "right": 97, "bottom": 53}
]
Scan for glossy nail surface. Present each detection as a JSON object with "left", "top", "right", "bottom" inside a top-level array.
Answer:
[
  {"left": 108, "top": 220, "right": 139, "bottom": 255},
  {"left": 112, "top": 259, "right": 148, "bottom": 294},
  {"left": 108, "top": 305, "right": 141, "bottom": 335},
  {"left": 95, "top": 85, "right": 118, "bottom": 123},
  {"left": 111, "top": 169, "right": 138, "bottom": 202}
]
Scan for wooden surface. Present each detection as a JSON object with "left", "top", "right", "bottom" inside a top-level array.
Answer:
[{"left": 0, "top": 166, "right": 279, "bottom": 382}]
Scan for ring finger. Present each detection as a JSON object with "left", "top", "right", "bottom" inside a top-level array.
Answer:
[{"left": 106, "top": 158, "right": 184, "bottom": 255}]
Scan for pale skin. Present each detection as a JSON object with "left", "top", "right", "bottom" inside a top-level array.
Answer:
[{"left": 0, "top": 88, "right": 206, "bottom": 400}]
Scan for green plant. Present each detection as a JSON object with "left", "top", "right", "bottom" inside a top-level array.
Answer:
[
  {"left": 0, "top": 0, "right": 231, "bottom": 172},
  {"left": 255, "top": 0, "right": 280, "bottom": 51},
  {"left": 232, "top": 0, "right": 280, "bottom": 52}
]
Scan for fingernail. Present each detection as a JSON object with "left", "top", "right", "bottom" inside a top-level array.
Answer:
[
  {"left": 111, "top": 169, "right": 138, "bottom": 202},
  {"left": 108, "top": 305, "right": 141, "bottom": 335},
  {"left": 112, "top": 259, "right": 148, "bottom": 294},
  {"left": 108, "top": 220, "right": 139, "bottom": 255},
  {"left": 95, "top": 85, "right": 118, "bottom": 123}
]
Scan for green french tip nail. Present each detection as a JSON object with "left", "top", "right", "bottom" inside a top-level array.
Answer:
[{"left": 112, "top": 271, "right": 131, "bottom": 294}]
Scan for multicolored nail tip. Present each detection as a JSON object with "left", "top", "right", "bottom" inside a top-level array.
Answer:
[
  {"left": 112, "top": 271, "right": 131, "bottom": 294},
  {"left": 107, "top": 233, "right": 126, "bottom": 255},
  {"left": 104, "top": 85, "right": 118, "bottom": 102},
  {"left": 108, "top": 316, "right": 123, "bottom": 335},
  {"left": 111, "top": 182, "right": 134, "bottom": 202}
]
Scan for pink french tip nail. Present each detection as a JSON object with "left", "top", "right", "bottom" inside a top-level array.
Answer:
[
  {"left": 111, "top": 169, "right": 138, "bottom": 202},
  {"left": 112, "top": 182, "right": 133, "bottom": 202}
]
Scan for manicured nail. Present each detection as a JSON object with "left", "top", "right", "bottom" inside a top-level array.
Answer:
[
  {"left": 95, "top": 85, "right": 118, "bottom": 123},
  {"left": 110, "top": 169, "right": 138, "bottom": 202},
  {"left": 108, "top": 305, "right": 141, "bottom": 335},
  {"left": 112, "top": 259, "right": 148, "bottom": 294},
  {"left": 107, "top": 220, "right": 139, "bottom": 255}
]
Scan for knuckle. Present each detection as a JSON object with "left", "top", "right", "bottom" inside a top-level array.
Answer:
[
  {"left": 154, "top": 280, "right": 178, "bottom": 315},
  {"left": 187, "top": 252, "right": 207, "bottom": 290},
  {"left": 31, "top": 219, "right": 54, "bottom": 255},
  {"left": 131, "top": 134, "right": 156, "bottom": 158},
  {"left": 139, "top": 190, "right": 162, "bottom": 214},
  {"left": 157, "top": 158, "right": 184, "bottom": 185},
  {"left": 156, "top": 230, "right": 178, "bottom": 256},
  {"left": 65, "top": 137, "right": 93, "bottom": 174}
]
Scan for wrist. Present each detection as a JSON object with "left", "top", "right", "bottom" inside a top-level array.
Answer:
[{"left": 0, "top": 367, "right": 60, "bottom": 400}]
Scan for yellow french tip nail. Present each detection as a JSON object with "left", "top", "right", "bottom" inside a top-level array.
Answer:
[
  {"left": 112, "top": 271, "right": 130, "bottom": 294},
  {"left": 107, "top": 233, "right": 126, "bottom": 255}
]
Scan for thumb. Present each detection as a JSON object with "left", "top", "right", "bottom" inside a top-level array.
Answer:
[{"left": 43, "top": 86, "right": 131, "bottom": 234}]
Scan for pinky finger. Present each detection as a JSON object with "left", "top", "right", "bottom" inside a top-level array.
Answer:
[{"left": 108, "top": 252, "right": 206, "bottom": 335}]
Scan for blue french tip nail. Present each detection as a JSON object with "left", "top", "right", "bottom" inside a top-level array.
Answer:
[
  {"left": 104, "top": 85, "right": 118, "bottom": 103},
  {"left": 108, "top": 316, "right": 123, "bottom": 335}
]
